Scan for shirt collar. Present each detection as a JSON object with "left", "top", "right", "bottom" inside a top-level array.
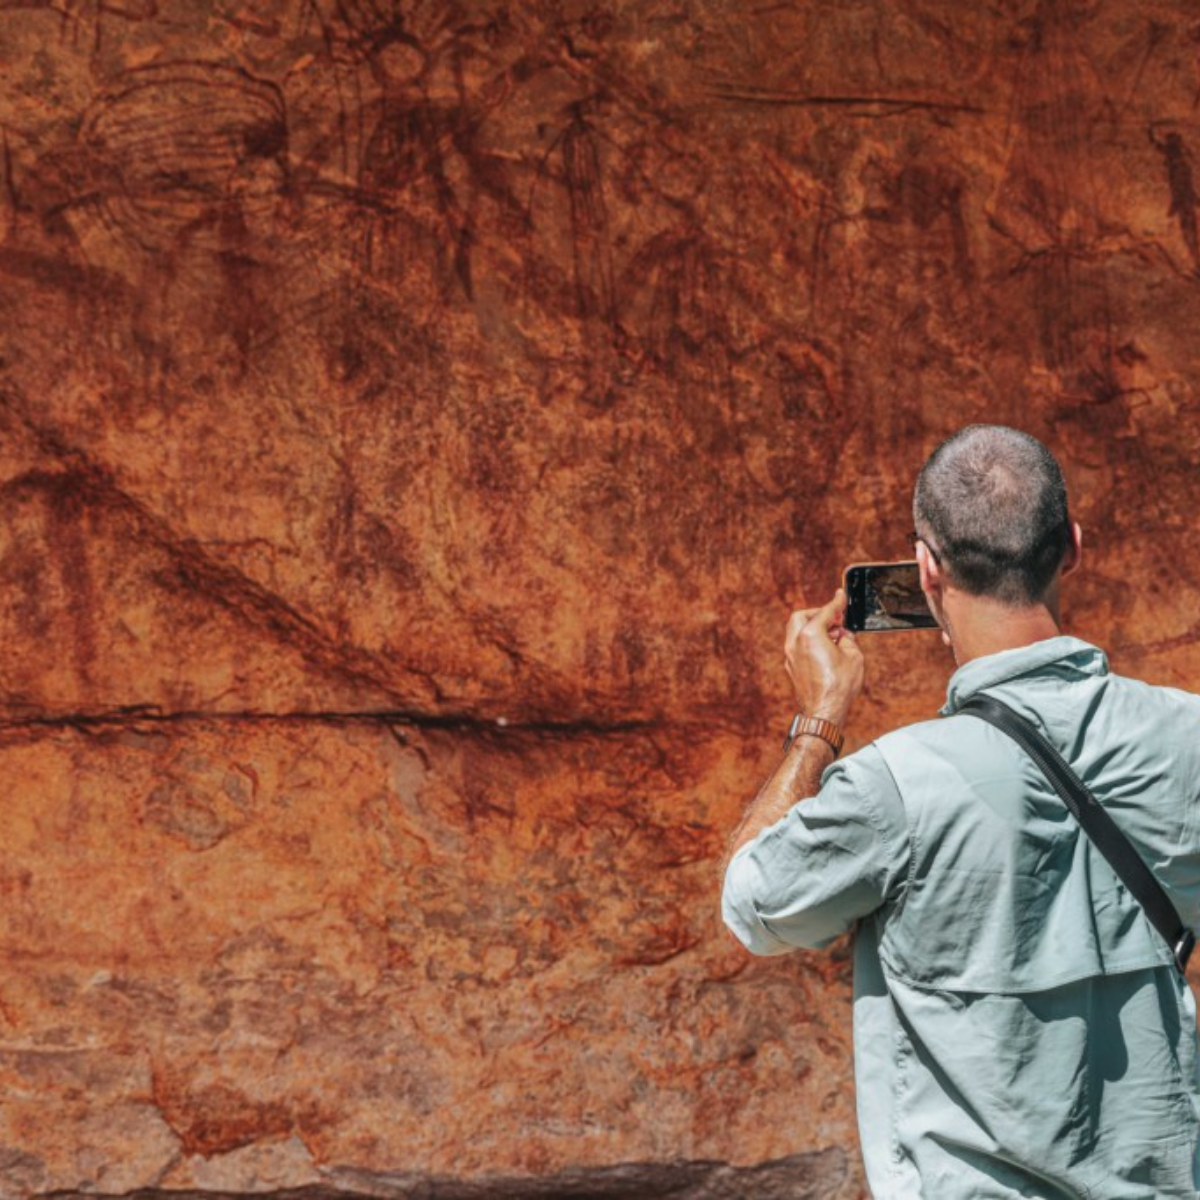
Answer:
[{"left": 940, "top": 635, "right": 1109, "bottom": 715}]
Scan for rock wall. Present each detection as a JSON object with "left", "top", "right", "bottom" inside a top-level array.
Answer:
[{"left": 4, "top": 2, "right": 1200, "bottom": 1196}]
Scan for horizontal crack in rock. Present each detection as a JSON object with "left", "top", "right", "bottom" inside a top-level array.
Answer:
[{"left": 0, "top": 707, "right": 661, "bottom": 740}]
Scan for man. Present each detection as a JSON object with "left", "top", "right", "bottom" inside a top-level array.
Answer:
[{"left": 721, "top": 425, "right": 1200, "bottom": 1198}]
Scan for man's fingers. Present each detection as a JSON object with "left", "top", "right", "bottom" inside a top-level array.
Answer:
[
  {"left": 820, "top": 585, "right": 849, "bottom": 614},
  {"left": 818, "top": 587, "right": 847, "bottom": 622},
  {"left": 789, "top": 589, "right": 845, "bottom": 628},
  {"left": 837, "top": 627, "right": 864, "bottom": 661},
  {"left": 783, "top": 587, "right": 865, "bottom": 725},
  {"left": 786, "top": 607, "right": 819, "bottom": 641},
  {"left": 787, "top": 590, "right": 848, "bottom": 655},
  {"left": 800, "top": 589, "right": 847, "bottom": 638}
]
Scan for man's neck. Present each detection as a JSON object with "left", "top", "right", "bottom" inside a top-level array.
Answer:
[{"left": 943, "top": 594, "right": 1064, "bottom": 667}]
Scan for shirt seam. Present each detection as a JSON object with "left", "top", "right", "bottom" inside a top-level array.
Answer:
[
  {"left": 866, "top": 740, "right": 919, "bottom": 920},
  {"left": 876, "top": 951, "right": 1175, "bottom": 995},
  {"left": 842, "top": 760, "right": 893, "bottom": 872},
  {"left": 941, "top": 639, "right": 1108, "bottom": 715}
]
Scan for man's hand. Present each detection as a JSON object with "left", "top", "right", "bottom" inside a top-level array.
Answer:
[
  {"left": 784, "top": 588, "right": 865, "bottom": 728},
  {"left": 721, "top": 588, "right": 866, "bottom": 871}
]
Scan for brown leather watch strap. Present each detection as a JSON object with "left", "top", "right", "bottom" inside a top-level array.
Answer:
[{"left": 782, "top": 713, "right": 844, "bottom": 758}]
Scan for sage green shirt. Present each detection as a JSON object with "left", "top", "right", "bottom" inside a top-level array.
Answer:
[{"left": 723, "top": 637, "right": 1200, "bottom": 1198}]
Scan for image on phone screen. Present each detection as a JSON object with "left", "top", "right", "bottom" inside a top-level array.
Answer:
[{"left": 844, "top": 561, "right": 938, "bottom": 632}]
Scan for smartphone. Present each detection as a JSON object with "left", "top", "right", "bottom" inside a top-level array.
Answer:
[{"left": 843, "top": 561, "right": 938, "bottom": 633}]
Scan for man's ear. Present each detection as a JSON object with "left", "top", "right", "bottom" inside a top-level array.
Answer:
[
  {"left": 1061, "top": 522, "right": 1083, "bottom": 579},
  {"left": 916, "top": 540, "right": 942, "bottom": 596}
]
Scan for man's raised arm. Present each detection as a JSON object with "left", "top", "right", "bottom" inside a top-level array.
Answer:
[{"left": 722, "top": 588, "right": 865, "bottom": 869}]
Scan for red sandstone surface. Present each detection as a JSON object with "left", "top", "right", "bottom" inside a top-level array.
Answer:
[{"left": 4, "top": 2, "right": 1200, "bottom": 1197}]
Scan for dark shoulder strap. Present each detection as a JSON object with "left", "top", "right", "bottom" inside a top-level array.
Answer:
[{"left": 957, "top": 693, "right": 1194, "bottom": 973}]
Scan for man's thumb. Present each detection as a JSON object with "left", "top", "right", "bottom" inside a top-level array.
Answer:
[{"left": 821, "top": 587, "right": 847, "bottom": 622}]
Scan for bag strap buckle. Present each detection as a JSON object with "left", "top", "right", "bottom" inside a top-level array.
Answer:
[{"left": 1174, "top": 929, "right": 1195, "bottom": 974}]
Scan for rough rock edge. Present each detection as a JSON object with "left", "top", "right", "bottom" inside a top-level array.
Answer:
[{"left": 45, "top": 1149, "right": 850, "bottom": 1200}]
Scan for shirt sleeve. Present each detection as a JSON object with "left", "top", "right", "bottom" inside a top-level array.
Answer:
[{"left": 722, "top": 743, "right": 910, "bottom": 955}]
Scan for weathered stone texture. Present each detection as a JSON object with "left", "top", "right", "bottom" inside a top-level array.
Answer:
[
  {"left": 2, "top": 722, "right": 858, "bottom": 1194},
  {"left": 4, "top": 1, "right": 1200, "bottom": 1196}
]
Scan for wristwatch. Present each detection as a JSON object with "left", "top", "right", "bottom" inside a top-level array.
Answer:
[{"left": 782, "top": 713, "right": 844, "bottom": 758}]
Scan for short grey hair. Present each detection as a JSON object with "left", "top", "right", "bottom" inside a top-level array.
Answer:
[{"left": 913, "top": 425, "right": 1071, "bottom": 606}]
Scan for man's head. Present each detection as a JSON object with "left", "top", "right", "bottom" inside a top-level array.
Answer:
[{"left": 913, "top": 425, "right": 1073, "bottom": 607}]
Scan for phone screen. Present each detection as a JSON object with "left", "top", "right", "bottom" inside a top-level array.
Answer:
[{"left": 844, "top": 561, "right": 938, "bottom": 632}]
